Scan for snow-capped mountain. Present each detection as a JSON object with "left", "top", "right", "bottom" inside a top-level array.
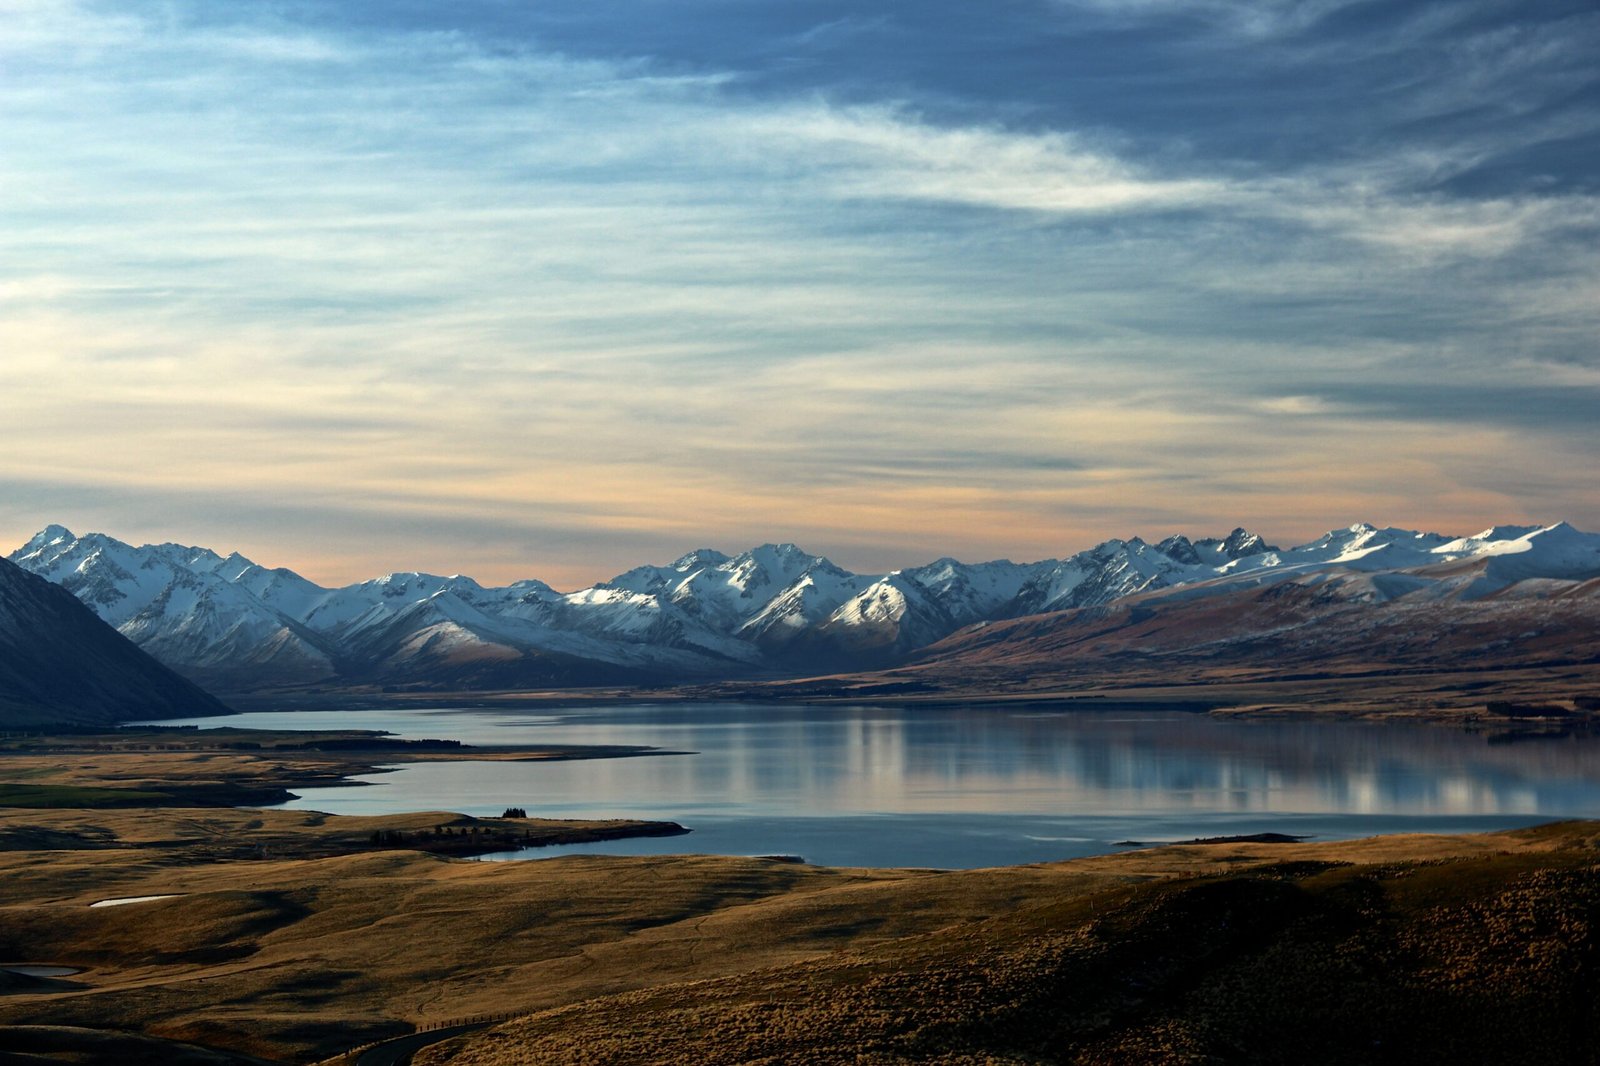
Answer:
[
  {"left": 9, "top": 521, "right": 1599, "bottom": 692},
  {"left": 1008, "top": 528, "right": 1277, "bottom": 617},
  {"left": 12, "top": 526, "right": 338, "bottom": 685}
]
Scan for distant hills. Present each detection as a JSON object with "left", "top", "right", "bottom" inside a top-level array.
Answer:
[
  {"left": 9, "top": 522, "right": 1600, "bottom": 694},
  {"left": 0, "top": 556, "right": 230, "bottom": 727}
]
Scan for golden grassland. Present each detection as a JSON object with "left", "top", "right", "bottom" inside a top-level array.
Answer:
[
  {"left": 4, "top": 808, "right": 1600, "bottom": 1064},
  {"left": 2, "top": 731, "right": 1600, "bottom": 1064},
  {"left": 420, "top": 826, "right": 1600, "bottom": 1066}
]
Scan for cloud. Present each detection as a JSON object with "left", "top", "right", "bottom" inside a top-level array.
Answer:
[
  {"left": 2, "top": 0, "right": 1597, "bottom": 578},
  {"left": 1285, "top": 382, "right": 1600, "bottom": 430},
  {"left": 1279, "top": 187, "right": 1600, "bottom": 258},
  {"left": 746, "top": 105, "right": 1228, "bottom": 214},
  {"left": 1050, "top": 0, "right": 1364, "bottom": 39}
]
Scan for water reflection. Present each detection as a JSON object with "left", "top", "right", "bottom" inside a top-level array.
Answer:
[{"left": 145, "top": 704, "right": 1600, "bottom": 867}]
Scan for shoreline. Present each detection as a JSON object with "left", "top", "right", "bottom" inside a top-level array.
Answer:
[
  {"left": 205, "top": 666, "right": 1600, "bottom": 737},
  {"left": 0, "top": 727, "right": 688, "bottom": 812}
]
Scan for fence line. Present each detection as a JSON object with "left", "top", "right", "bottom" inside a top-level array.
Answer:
[{"left": 311, "top": 1009, "right": 523, "bottom": 1065}]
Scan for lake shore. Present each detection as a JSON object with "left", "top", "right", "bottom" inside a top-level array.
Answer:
[
  {"left": 0, "top": 727, "right": 684, "bottom": 811},
  {"left": 216, "top": 660, "right": 1600, "bottom": 735}
]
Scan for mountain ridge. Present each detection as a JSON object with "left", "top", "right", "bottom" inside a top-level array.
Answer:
[{"left": 10, "top": 521, "right": 1598, "bottom": 693}]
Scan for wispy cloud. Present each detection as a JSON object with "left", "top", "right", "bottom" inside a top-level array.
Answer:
[
  {"left": 1282, "top": 187, "right": 1600, "bottom": 258},
  {"left": 745, "top": 105, "right": 1227, "bottom": 214},
  {"left": 1049, "top": 0, "right": 1366, "bottom": 40}
]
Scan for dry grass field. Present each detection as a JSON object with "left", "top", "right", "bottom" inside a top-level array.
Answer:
[
  {"left": 4, "top": 805, "right": 1600, "bottom": 1064},
  {"left": 410, "top": 823, "right": 1600, "bottom": 1065}
]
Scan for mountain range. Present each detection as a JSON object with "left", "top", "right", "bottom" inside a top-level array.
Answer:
[{"left": 9, "top": 522, "right": 1600, "bottom": 694}]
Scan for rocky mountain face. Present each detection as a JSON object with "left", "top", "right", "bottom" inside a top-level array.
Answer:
[
  {"left": 0, "top": 556, "right": 231, "bottom": 727},
  {"left": 9, "top": 522, "right": 1599, "bottom": 693}
]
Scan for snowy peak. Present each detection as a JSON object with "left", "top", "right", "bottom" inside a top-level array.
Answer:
[
  {"left": 21, "top": 524, "right": 75, "bottom": 553},
  {"left": 902, "top": 557, "right": 1044, "bottom": 626},
  {"left": 1156, "top": 535, "right": 1202, "bottom": 566},
  {"left": 1012, "top": 530, "right": 1262, "bottom": 616},
  {"left": 1464, "top": 523, "right": 1545, "bottom": 543},
  {"left": 364, "top": 572, "right": 485, "bottom": 599},
  {"left": 1220, "top": 527, "right": 1274, "bottom": 558},
  {"left": 672, "top": 548, "right": 731, "bottom": 570},
  {"left": 725, "top": 543, "right": 830, "bottom": 590},
  {"left": 736, "top": 561, "right": 871, "bottom": 647},
  {"left": 602, "top": 563, "right": 685, "bottom": 596},
  {"left": 1440, "top": 521, "right": 1584, "bottom": 557},
  {"left": 832, "top": 572, "right": 938, "bottom": 624},
  {"left": 1186, "top": 527, "right": 1276, "bottom": 565},
  {"left": 1286, "top": 524, "right": 1456, "bottom": 569},
  {"left": 817, "top": 570, "right": 957, "bottom": 656},
  {"left": 1438, "top": 522, "right": 1600, "bottom": 592}
]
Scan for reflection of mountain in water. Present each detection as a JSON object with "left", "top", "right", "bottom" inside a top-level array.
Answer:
[
  {"left": 623, "top": 710, "right": 1568, "bottom": 818},
  {"left": 883, "top": 712, "right": 1589, "bottom": 816},
  {"left": 173, "top": 704, "right": 1600, "bottom": 833}
]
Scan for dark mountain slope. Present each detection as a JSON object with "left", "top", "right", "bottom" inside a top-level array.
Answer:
[{"left": 0, "top": 557, "right": 230, "bottom": 728}]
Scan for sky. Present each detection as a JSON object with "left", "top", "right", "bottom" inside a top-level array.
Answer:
[{"left": 2, "top": 0, "right": 1597, "bottom": 589}]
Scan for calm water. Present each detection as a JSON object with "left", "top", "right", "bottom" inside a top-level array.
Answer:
[{"left": 143, "top": 704, "right": 1600, "bottom": 868}]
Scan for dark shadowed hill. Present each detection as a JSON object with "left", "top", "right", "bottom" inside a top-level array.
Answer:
[{"left": 0, "top": 557, "right": 230, "bottom": 728}]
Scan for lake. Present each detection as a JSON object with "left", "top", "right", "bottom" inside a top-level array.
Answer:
[{"left": 144, "top": 703, "right": 1600, "bottom": 869}]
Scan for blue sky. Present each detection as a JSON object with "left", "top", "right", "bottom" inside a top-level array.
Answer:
[{"left": 2, "top": 0, "right": 1596, "bottom": 586}]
